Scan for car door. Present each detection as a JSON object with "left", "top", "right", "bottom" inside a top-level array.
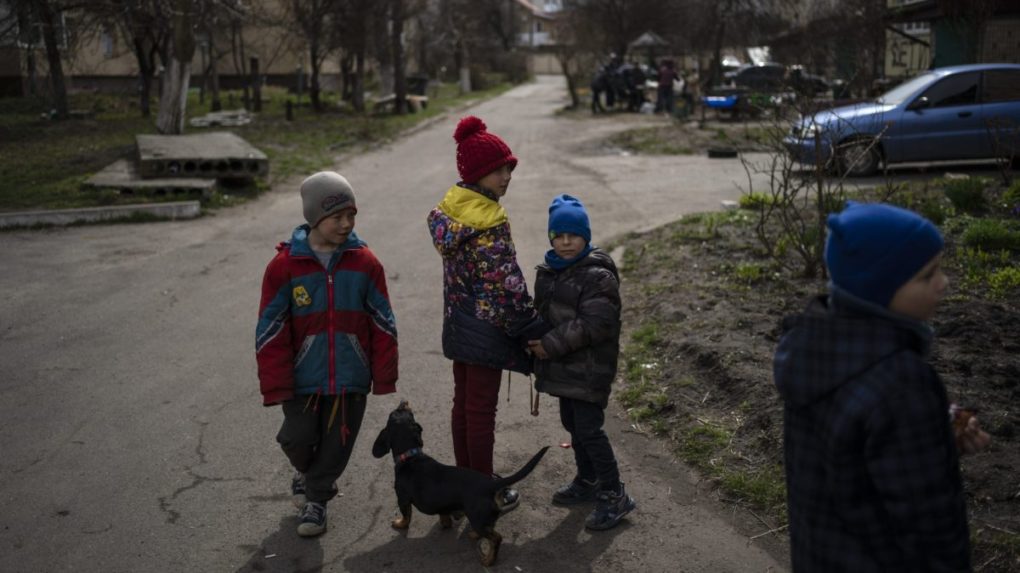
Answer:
[
  {"left": 980, "top": 69, "right": 1020, "bottom": 161},
  {"left": 896, "top": 71, "right": 984, "bottom": 161}
]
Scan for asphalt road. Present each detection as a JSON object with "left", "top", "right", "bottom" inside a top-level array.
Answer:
[{"left": 0, "top": 76, "right": 786, "bottom": 572}]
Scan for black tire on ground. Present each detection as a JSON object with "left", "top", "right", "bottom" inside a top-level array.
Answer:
[
  {"left": 836, "top": 139, "right": 881, "bottom": 177},
  {"left": 707, "top": 147, "right": 738, "bottom": 159}
]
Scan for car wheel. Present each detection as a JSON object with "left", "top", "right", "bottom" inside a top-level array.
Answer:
[{"left": 836, "top": 139, "right": 881, "bottom": 177}]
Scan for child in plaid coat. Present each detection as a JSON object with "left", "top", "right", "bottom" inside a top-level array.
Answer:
[{"left": 774, "top": 202, "right": 990, "bottom": 572}]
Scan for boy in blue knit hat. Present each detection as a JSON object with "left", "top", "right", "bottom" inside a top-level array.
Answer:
[
  {"left": 528, "top": 194, "right": 636, "bottom": 531},
  {"left": 773, "top": 202, "right": 990, "bottom": 572}
]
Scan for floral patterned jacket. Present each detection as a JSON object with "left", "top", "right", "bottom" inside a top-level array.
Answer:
[{"left": 427, "top": 184, "right": 538, "bottom": 372}]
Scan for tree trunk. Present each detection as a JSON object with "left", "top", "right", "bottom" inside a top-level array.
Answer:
[
  {"left": 37, "top": 1, "right": 69, "bottom": 120},
  {"left": 156, "top": 0, "right": 195, "bottom": 134},
  {"left": 157, "top": 58, "right": 192, "bottom": 134},
  {"left": 557, "top": 51, "right": 579, "bottom": 109},
  {"left": 353, "top": 49, "right": 365, "bottom": 112},
  {"left": 374, "top": 3, "right": 394, "bottom": 96},
  {"left": 309, "top": 43, "right": 322, "bottom": 112},
  {"left": 133, "top": 37, "right": 154, "bottom": 117},
  {"left": 391, "top": 0, "right": 406, "bottom": 115},
  {"left": 340, "top": 52, "right": 353, "bottom": 101},
  {"left": 210, "top": 49, "right": 222, "bottom": 112},
  {"left": 250, "top": 57, "right": 261, "bottom": 112}
]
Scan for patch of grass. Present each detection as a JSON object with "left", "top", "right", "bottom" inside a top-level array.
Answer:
[
  {"left": 955, "top": 247, "right": 1012, "bottom": 289},
  {"left": 988, "top": 266, "right": 1020, "bottom": 299},
  {"left": 739, "top": 192, "right": 776, "bottom": 211},
  {"left": 0, "top": 81, "right": 513, "bottom": 212},
  {"left": 718, "top": 465, "right": 787, "bottom": 512},
  {"left": 1003, "top": 179, "right": 1020, "bottom": 217},
  {"left": 943, "top": 177, "right": 989, "bottom": 215},
  {"left": 730, "top": 262, "right": 768, "bottom": 285},
  {"left": 962, "top": 219, "right": 1020, "bottom": 251},
  {"left": 679, "top": 423, "right": 731, "bottom": 467},
  {"left": 609, "top": 126, "right": 694, "bottom": 155}
]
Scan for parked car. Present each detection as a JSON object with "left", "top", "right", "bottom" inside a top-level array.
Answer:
[
  {"left": 784, "top": 63, "right": 1020, "bottom": 176},
  {"left": 787, "top": 65, "right": 829, "bottom": 97},
  {"left": 724, "top": 63, "right": 787, "bottom": 92}
]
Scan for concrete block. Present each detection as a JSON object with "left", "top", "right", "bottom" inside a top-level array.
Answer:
[
  {"left": 136, "top": 132, "right": 269, "bottom": 179},
  {"left": 84, "top": 159, "right": 217, "bottom": 198},
  {"left": 0, "top": 201, "right": 201, "bottom": 229}
]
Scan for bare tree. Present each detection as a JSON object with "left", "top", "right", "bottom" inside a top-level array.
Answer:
[
  {"left": 7, "top": 0, "right": 74, "bottom": 118},
  {"left": 155, "top": 0, "right": 195, "bottom": 133},
  {"left": 286, "top": 0, "right": 341, "bottom": 112},
  {"left": 104, "top": 0, "right": 170, "bottom": 117}
]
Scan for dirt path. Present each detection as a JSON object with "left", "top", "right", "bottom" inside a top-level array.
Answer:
[{"left": 0, "top": 76, "right": 785, "bottom": 572}]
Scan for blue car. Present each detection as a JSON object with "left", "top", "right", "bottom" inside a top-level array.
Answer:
[{"left": 784, "top": 63, "right": 1020, "bottom": 176}]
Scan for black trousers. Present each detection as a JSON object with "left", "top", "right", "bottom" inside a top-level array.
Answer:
[
  {"left": 558, "top": 396, "right": 621, "bottom": 491},
  {"left": 277, "top": 392, "right": 367, "bottom": 503}
]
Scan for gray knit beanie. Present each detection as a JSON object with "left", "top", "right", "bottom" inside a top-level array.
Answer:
[{"left": 300, "top": 171, "right": 357, "bottom": 227}]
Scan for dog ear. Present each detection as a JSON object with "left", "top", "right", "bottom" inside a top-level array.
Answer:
[{"left": 372, "top": 428, "right": 390, "bottom": 458}]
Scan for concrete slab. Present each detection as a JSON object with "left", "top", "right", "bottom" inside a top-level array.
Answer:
[
  {"left": 84, "top": 159, "right": 216, "bottom": 198},
  {"left": 188, "top": 109, "right": 253, "bottom": 128},
  {"left": 136, "top": 132, "right": 269, "bottom": 179},
  {"left": 0, "top": 201, "right": 201, "bottom": 229}
]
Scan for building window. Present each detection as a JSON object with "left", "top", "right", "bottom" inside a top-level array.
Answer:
[{"left": 101, "top": 27, "right": 114, "bottom": 58}]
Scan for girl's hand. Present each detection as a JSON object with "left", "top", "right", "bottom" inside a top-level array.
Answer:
[{"left": 528, "top": 339, "right": 548, "bottom": 360}]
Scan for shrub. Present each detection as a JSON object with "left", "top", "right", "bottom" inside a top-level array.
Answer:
[
  {"left": 943, "top": 177, "right": 989, "bottom": 215},
  {"left": 956, "top": 247, "right": 1011, "bottom": 288},
  {"left": 988, "top": 266, "right": 1020, "bottom": 299},
  {"left": 739, "top": 192, "right": 775, "bottom": 210},
  {"left": 1004, "top": 179, "right": 1020, "bottom": 217},
  {"left": 962, "top": 219, "right": 1020, "bottom": 251}
]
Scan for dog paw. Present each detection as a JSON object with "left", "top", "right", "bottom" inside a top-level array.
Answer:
[
  {"left": 391, "top": 517, "right": 410, "bottom": 530},
  {"left": 477, "top": 536, "right": 501, "bottom": 567},
  {"left": 439, "top": 514, "right": 453, "bottom": 529}
]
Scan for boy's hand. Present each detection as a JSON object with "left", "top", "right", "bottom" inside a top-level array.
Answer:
[
  {"left": 951, "top": 405, "right": 991, "bottom": 455},
  {"left": 955, "top": 414, "right": 991, "bottom": 455},
  {"left": 527, "top": 339, "right": 548, "bottom": 360}
]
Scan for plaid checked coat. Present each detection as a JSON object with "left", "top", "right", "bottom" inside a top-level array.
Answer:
[{"left": 773, "top": 289, "right": 970, "bottom": 572}]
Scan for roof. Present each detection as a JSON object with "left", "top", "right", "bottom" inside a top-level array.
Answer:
[{"left": 628, "top": 31, "right": 669, "bottom": 49}]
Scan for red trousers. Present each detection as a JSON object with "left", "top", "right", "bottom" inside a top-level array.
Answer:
[{"left": 451, "top": 361, "right": 502, "bottom": 476}]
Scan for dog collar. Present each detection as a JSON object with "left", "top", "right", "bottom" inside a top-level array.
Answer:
[{"left": 394, "top": 447, "right": 423, "bottom": 466}]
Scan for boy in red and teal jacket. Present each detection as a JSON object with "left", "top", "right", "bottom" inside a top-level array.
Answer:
[{"left": 256, "top": 171, "right": 397, "bottom": 537}]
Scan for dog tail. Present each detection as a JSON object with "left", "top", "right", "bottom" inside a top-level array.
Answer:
[{"left": 491, "top": 446, "right": 550, "bottom": 490}]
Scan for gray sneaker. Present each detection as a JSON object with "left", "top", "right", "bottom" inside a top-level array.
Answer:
[
  {"left": 552, "top": 478, "right": 599, "bottom": 506},
  {"left": 297, "top": 501, "right": 327, "bottom": 537},
  {"left": 584, "top": 484, "right": 636, "bottom": 531}
]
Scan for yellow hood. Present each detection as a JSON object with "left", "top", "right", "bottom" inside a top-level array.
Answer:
[{"left": 436, "top": 185, "right": 507, "bottom": 230}]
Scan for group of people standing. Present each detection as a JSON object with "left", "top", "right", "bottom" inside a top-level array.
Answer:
[
  {"left": 590, "top": 55, "right": 691, "bottom": 116},
  {"left": 255, "top": 115, "right": 636, "bottom": 539},
  {"left": 255, "top": 111, "right": 993, "bottom": 573}
]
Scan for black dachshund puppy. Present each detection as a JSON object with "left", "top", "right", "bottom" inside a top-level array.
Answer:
[{"left": 373, "top": 401, "right": 549, "bottom": 566}]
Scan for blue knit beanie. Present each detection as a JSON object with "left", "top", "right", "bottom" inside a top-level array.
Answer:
[
  {"left": 548, "top": 194, "right": 591, "bottom": 244},
  {"left": 825, "top": 202, "right": 944, "bottom": 307}
]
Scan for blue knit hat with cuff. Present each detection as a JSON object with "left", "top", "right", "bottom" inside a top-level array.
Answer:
[
  {"left": 548, "top": 194, "right": 592, "bottom": 244},
  {"left": 825, "top": 202, "right": 944, "bottom": 308}
]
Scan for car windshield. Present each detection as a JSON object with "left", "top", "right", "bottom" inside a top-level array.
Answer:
[{"left": 875, "top": 72, "right": 939, "bottom": 105}]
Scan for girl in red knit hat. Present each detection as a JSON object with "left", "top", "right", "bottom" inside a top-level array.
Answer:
[{"left": 426, "top": 116, "right": 548, "bottom": 513}]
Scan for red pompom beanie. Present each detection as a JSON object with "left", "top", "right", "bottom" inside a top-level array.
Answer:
[{"left": 453, "top": 116, "right": 518, "bottom": 184}]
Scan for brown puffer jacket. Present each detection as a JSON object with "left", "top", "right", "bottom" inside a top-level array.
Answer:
[{"left": 532, "top": 249, "right": 621, "bottom": 407}]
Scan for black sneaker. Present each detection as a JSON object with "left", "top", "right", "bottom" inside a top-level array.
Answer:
[
  {"left": 552, "top": 478, "right": 599, "bottom": 506},
  {"left": 584, "top": 484, "right": 636, "bottom": 531},
  {"left": 297, "top": 501, "right": 327, "bottom": 537},
  {"left": 291, "top": 472, "right": 307, "bottom": 509}
]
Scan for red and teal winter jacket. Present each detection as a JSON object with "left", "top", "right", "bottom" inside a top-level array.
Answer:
[{"left": 256, "top": 226, "right": 398, "bottom": 406}]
